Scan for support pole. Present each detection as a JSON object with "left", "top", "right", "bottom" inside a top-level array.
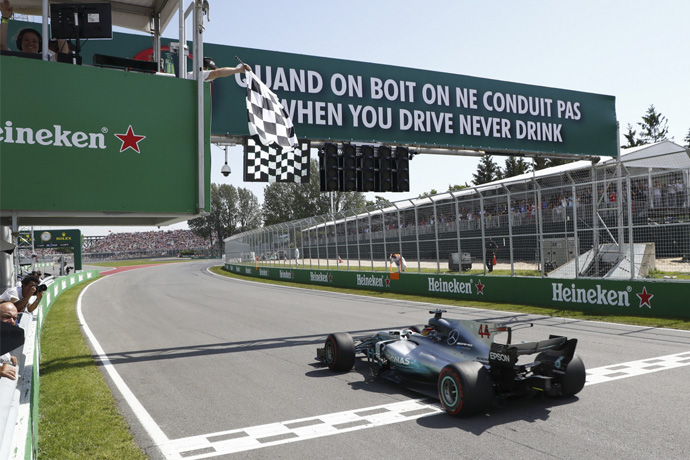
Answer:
[{"left": 194, "top": 1, "right": 206, "bottom": 213}]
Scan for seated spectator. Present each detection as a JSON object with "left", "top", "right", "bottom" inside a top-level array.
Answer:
[
  {"left": 0, "top": 301, "right": 19, "bottom": 381},
  {"left": 0, "top": 275, "right": 43, "bottom": 313}
]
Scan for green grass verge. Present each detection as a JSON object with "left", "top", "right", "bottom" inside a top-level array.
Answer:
[
  {"left": 211, "top": 266, "right": 690, "bottom": 331},
  {"left": 38, "top": 279, "right": 148, "bottom": 460}
]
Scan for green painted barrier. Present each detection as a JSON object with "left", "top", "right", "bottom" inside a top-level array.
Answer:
[{"left": 225, "top": 263, "right": 688, "bottom": 319}]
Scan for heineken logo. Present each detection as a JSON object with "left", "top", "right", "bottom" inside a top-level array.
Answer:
[
  {"left": 279, "top": 270, "right": 294, "bottom": 279},
  {"left": 427, "top": 277, "right": 474, "bottom": 295},
  {"left": 310, "top": 272, "right": 330, "bottom": 283},
  {"left": 550, "top": 283, "right": 649, "bottom": 308},
  {"left": 1, "top": 120, "right": 146, "bottom": 153},
  {"left": 114, "top": 125, "right": 147, "bottom": 153},
  {"left": 475, "top": 279, "right": 485, "bottom": 294},
  {"left": 356, "top": 274, "right": 387, "bottom": 288},
  {"left": 259, "top": 269, "right": 269, "bottom": 277}
]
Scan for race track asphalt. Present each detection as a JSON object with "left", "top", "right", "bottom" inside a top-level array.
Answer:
[{"left": 79, "top": 260, "right": 690, "bottom": 460}]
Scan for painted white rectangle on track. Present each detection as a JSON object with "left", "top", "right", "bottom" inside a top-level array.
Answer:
[
  {"left": 584, "top": 351, "right": 690, "bottom": 385},
  {"left": 161, "top": 399, "right": 443, "bottom": 459}
]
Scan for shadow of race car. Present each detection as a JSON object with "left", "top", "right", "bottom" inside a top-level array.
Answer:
[{"left": 316, "top": 309, "right": 585, "bottom": 416}]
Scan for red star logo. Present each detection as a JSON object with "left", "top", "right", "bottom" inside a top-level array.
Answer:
[
  {"left": 114, "top": 125, "right": 146, "bottom": 153},
  {"left": 328, "top": 274, "right": 333, "bottom": 283},
  {"left": 475, "top": 279, "right": 484, "bottom": 295},
  {"left": 385, "top": 277, "right": 391, "bottom": 288},
  {"left": 636, "top": 287, "right": 653, "bottom": 308}
]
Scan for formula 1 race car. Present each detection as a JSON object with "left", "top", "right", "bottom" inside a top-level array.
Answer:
[{"left": 316, "top": 309, "right": 585, "bottom": 416}]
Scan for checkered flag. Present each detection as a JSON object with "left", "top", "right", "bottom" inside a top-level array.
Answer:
[
  {"left": 245, "top": 70, "right": 298, "bottom": 151},
  {"left": 244, "top": 136, "right": 311, "bottom": 183}
]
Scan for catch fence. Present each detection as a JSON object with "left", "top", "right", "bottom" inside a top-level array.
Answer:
[{"left": 226, "top": 147, "right": 690, "bottom": 280}]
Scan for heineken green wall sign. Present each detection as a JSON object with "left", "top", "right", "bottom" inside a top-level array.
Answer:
[
  {"left": 0, "top": 55, "right": 210, "bottom": 225},
  {"left": 225, "top": 264, "right": 687, "bottom": 319}
]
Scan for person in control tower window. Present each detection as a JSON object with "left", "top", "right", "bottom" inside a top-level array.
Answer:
[{"left": 0, "top": 0, "right": 69, "bottom": 59}]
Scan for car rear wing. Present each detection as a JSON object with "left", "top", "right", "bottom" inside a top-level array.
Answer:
[{"left": 489, "top": 336, "right": 578, "bottom": 368}]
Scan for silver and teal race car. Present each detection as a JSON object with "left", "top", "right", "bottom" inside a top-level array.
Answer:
[{"left": 316, "top": 309, "right": 586, "bottom": 416}]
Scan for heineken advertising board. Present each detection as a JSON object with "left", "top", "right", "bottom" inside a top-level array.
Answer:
[
  {"left": 0, "top": 55, "right": 211, "bottom": 224},
  {"left": 225, "top": 264, "right": 687, "bottom": 319}
]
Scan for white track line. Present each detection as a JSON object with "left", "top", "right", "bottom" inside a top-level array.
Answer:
[{"left": 76, "top": 278, "right": 174, "bottom": 458}]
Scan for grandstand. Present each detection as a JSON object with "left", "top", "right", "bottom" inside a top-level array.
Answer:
[{"left": 82, "top": 229, "right": 213, "bottom": 261}]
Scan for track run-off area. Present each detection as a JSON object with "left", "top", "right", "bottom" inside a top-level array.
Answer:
[{"left": 79, "top": 261, "right": 690, "bottom": 460}]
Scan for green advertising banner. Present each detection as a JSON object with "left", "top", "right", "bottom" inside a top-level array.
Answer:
[
  {"left": 3, "top": 21, "right": 617, "bottom": 159},
  {"left": 208, "top": 45, "right": 618, "bottom": 157},
  {"left": 225, "top": 264, "right": 687, "bottom": 319},
  {"left": 0, "top": 55, "right": 211, "bottom": 223}
]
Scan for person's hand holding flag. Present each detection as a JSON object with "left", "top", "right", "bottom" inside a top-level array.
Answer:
[{"left": 244, "top": 65, "right": 298, "bottom": 151}]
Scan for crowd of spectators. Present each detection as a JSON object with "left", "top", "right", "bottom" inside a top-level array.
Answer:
[
  {"left": 84, "top": 230, "right": 210, "bottom": 253},
  {"left": 303, "top": 177, "right": 688, "bottom": 246}
]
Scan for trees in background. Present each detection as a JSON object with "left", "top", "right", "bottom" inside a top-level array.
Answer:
[
  {"left": 262, "top": 160, "right": 367, "bottom": 226},
  {"left": 474, "top": 104, "right": 687, "bottom": 180},
  {"left": 188, "top": 184, "right": 261, "bottom": 251},
  {"left": 623, "top": 104, "right": 673, "bottom": 148},
  {"left": 472, "top": 155, "right": 502, "bottom": 185}
]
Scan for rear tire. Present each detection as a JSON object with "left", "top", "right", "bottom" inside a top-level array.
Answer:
[
  {"left": 559, "top": 354, "right": 586, "bottom": 396},
  {"left": 537, "top": 353, "right": 586, "bottom": 397},
  {"left": 438, "top": 362, "right": 494, "bottom": 416},
  {"left": 324, "top": 333, "right": 355, "bottom": 372}
]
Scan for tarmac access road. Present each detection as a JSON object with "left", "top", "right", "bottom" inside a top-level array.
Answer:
[{"left": 79, "top": 260, "right": 690, "bottom": 460}]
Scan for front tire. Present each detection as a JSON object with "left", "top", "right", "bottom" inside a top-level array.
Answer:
[
  {"left": 324, "top": 333, "right": 355, "bottom": 372},
  {"left": 438, "top": 362, "right": 494, "bottom": 416}
]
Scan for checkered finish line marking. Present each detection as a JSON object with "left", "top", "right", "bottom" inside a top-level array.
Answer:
[
  {"left": 159, "top": 351, "right": 690, "bottom": 459},
  {"left": 161, "top": 399, "right": 443, "bottom": 459},
  {"left": 584, "top": 350, "right": 690, "bottom": 385}
]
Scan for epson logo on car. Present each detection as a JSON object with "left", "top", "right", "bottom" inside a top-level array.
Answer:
[{"left": 490, "top": 351, "right": 511, "bottom": 363}]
